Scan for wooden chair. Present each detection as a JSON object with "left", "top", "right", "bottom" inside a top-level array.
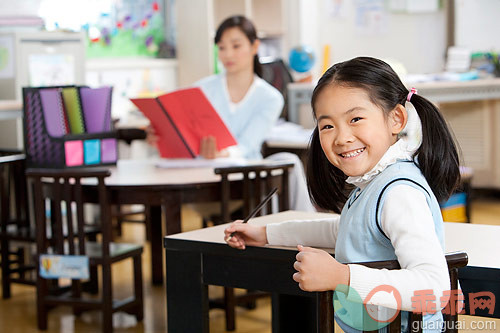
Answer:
[
  {"left": 0, "top": 153, "right": 36, "bottom": 298},
  {"left": 27, "top": 168, "right": 144, "bottom": 333},
  {"left": 211, "top": 162, "right": 294, "bottom": 331},
  {"left": 318, "top": 251, "right": 469, "bottom": 333}
]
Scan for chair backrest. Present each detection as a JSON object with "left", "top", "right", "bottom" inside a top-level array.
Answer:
[
  {"left": 26, "top": 168, "right": 111, "bottom": 258},
  {"left": 214, "top": 162, "right": 294, "bottom": 224},
  {"left": 318, "top": 251, "right": 468, "bottom": 333},
  {"left": 0, "top": 154, "right": 30, "bottom": 231},
  {"left": 261, "top": 58, "right": 294, "bottom": 119}
]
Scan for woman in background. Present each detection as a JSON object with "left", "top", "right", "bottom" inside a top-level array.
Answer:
[
  {"left": 196, "top": 15, "right": 283, "bottom": 160},
  {"left": 149, "top": 15, "right": 314, "bottom": 211}
]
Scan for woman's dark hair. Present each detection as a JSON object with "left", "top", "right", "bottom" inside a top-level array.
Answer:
[
  {"left": 307, "top": 57, "right": 460, "bottom": 213},
  {"left": 214, "top": 15, "right": 262, "bottom": 77}
]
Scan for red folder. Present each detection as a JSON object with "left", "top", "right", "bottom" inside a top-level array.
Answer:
[{"left": 131, "top": 88, "right": 237, "bottom": 158}]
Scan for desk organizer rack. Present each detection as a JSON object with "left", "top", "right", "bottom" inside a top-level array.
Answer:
[{"left": 22, "top": 86, "right": 117, "bottom": 168}]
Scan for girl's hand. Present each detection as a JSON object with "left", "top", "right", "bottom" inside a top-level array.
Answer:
[
  {"left": 145, "top": 125, "right": 159, "bottom": 147},
  {"left": 293, "top": 245, "right": 350, "bottom": 291},
  {"left": 224, "top": 221, "right": 267, "bottom": 250}
]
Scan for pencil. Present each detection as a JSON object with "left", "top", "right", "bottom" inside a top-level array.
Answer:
[{"left": 226, "top": 187, "right": 278, "bottom": 241}]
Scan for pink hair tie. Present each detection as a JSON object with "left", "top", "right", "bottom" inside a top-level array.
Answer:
[{"left": 407, "top": 87, "right": 418, "bottom": 102}]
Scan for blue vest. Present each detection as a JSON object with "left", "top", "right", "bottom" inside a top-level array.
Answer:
[{"left": 334, "top": 160, "right": 445, "bottom": 333}]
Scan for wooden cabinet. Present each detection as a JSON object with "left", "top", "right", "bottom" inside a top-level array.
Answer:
[
  {"left": 176, "top": 0, "right": 287, "bottom": 87},
  {"left": 417, "top": 78, "right": 500, "bottom": 188},
  {"left": 440, "top": 100, "right": 500, "bottom": 188}
]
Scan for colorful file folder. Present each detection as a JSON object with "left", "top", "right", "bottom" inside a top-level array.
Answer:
[
  {"left": 39, "top": 89, "right": 68, "bottom": 137},
  {"left": 62, "top": 87, "right": 86, "bottom": 134},
  {"left": 80, "top": 87, "right": 112, "bottom": 133}
]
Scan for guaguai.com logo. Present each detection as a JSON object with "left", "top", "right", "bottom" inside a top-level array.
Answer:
[{"left": 333, "top": 285, "right": 495, "bottom": 331}]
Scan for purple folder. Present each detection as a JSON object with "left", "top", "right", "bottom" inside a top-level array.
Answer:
[
  {"left": 80, "top": 87, "right": 113, "bottom": 133},
  {"left": 39, "top": 89, "right": 68, "bottom": 137}
]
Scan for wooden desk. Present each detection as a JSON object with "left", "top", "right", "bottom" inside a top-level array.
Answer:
[
  {"left": 83, "top": 159, "right": 242, "bottom": 285},
  {"left": 84, "top": 159, "right": 284, "bottom": 285},
  {"left": 164, "top": 211, "right": 500, "bottom": 331},
  {"left": 164, "top": 211, "right": 335, "bottom": 332},
  {"left": 445, "top": 222, "right": 500, "bottom": 318}
]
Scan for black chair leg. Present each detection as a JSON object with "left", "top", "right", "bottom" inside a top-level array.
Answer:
[
  {"left": 144, "top": 207, "right": 151, "bottom": 242},
  {"left": 85, "top": 264, "right": 99, "bottom": 294},
  {"left": 113, "top": 205, "right": 123, "bottom": 237},
  {"left": 224, "top": 287, "right": 236, "bottom": 331},
  {"left": 1, "top": 240, "right": 11, "bottom": 299},
  {"left": 133, "top": 255, "right": 144, "bottom": 321},
  {"left": 36, "top": 279, "right": 49, "bottom": 330},
  {"left": 102, "top": 264, "right": 113, "bottom": 333},
  {"left": 72, "top": 280, "right": 84, "bottom": 316}
]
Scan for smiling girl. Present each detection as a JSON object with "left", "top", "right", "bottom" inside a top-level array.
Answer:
[{"left": 224, "top": 57, "right": 460, "bottom": 332}]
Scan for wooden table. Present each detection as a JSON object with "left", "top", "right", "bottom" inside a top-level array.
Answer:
[
  {"left": 84, "top": 159, "right": 243, "bottom": 285},
  {"left": 164, "top": 211, "right": 500, "bottom": 331}
]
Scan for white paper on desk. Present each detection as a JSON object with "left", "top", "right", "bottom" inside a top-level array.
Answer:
[{"left": 155, "top": 157, "right": 248, "bottom": 169}]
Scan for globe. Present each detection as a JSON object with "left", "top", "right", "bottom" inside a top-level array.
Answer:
[{"left": 288, "top": 46, "right": 315, "bottom": 73}]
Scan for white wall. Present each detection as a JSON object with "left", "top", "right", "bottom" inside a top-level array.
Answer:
[
  {"left": 296, "top": 0, "right": 447, "bottom": 76},
  {"left": 454, "top": 0, "right": 500, "bottom": 52},
  {"left": 0, "top": 0, "right": 41, "bottom": 16},
  {"left": 176, "top": 0, "right": 215, "bottom": 87}
]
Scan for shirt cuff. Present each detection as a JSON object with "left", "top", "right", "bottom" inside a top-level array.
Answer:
[
  {"left": 346, "top": 264, "right": 378, "bottom": 303},
  {"left": 266, "top": 223, "right": 285, "bottom": 245}
]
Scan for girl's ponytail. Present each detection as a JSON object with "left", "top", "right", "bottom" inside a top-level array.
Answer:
[{"left": 410, "top": 94, "right": 460, "bottom": 202}]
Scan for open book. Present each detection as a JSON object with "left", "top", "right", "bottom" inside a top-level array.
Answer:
[{"left": 131, "top": 88, "right": 237, "bottom": 158}]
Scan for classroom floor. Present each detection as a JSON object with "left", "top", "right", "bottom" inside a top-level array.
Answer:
[{"left": 1, "top": 198, "right": 500, "bottom": 332}]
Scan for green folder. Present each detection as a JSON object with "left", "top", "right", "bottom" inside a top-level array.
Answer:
[{"left": 62, "top": 87, "right": 85, "bottom": 134}]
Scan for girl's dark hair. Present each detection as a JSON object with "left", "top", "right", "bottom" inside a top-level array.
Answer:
[
  {"left": 214, "top": 15, "right": 262, "bottom": 77},
  {"left": 307, "top": 57, "right": 460, "bottom": 213}
]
